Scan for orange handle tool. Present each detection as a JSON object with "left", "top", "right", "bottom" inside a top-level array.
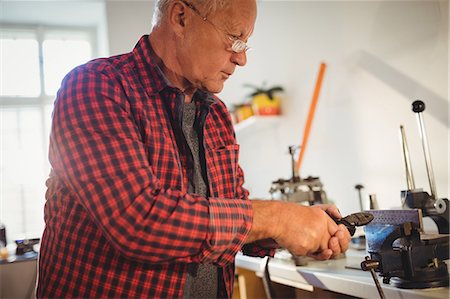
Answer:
[{"left": 295, "top": 62, "right": 327, "bottom": 176}]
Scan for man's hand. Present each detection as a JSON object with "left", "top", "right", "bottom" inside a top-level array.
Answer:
[{"left": 247, "top": 201, "right": 351, "bottom": 260}]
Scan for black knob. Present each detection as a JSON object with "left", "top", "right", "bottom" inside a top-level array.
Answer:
[
  {"left": 355, "top": 184, "right": 364, "bottom": 190},
  {"left": 412, "top": 100, "right": 425, "bottom": 113}
]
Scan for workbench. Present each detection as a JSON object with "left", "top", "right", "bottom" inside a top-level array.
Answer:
[
  {"left": 0, "top": 251, "right": 38, "bottom": 298},
  {"left": 235, "top": 249, "right": 449, "bottom": 299}
]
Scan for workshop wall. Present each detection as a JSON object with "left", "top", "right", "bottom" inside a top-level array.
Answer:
[
  {"left": 221, "top": 1, "right": 449, "bottom": 216},
  {"left": 105, "top": 1, "right": 449, "bottom": 217},
  {"left": 105, "top": 0, "right": 154, "bottom": 56}
]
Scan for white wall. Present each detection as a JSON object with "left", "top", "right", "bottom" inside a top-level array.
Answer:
[
  {"left": 218, "top": 0, "right": 449, "bottom": 215},
  {"left": 4, "top": 1, "right": 446, "bottom": 217},
  {"left": 103, "top": 1, "right": 449, "bottom": 215},
  {"left": 105, "top": 0, "right": 155, "bottom": 55}
]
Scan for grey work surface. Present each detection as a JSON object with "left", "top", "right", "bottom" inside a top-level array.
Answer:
[
  {"left": 296, "top": 253, "right": 449, "bottom": 299},
  {"left": 235, "top": 250, "right": 450, "bottom": 299}
]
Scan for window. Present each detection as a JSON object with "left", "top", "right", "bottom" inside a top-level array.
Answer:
[{"left": 0, "top": 25, "right": 95, "bottom": 243}]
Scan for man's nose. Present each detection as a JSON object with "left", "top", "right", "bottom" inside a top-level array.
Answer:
[{"left": 231, "top": 51, "right": 247, "bottom": 67}]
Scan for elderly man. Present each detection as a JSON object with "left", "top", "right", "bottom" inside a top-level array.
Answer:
[{"left": 37, "top": 0, "right": 350, "bottom": 298}]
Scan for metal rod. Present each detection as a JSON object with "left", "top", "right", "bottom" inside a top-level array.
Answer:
[
  {"left": 369, "top": 194, "right": 379, "bottom": 210},
  {"left": 412, "top": 100, "right": 437, "bottom": 199},
  {"left": 370, "top": 268, "right": 386, "bottom": 299},
  {"left": 289, "top": 146, "right": 298, "bottom": 178},
  {"left": 355, "top": 184, "right": 364, "bottom": 211},
  {"left": 399, "top": 125, "right": 415, "bottom": 190},
  {"left": 362, "top": 257, "right": 386, "bottom": 299}
]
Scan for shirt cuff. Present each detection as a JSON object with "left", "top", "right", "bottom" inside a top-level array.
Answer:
[
  {"left": 199, "top": 197, "right": 253, "bottom": 266},
  {"left": 241, "top": 239, "right": 279, "bottom": 258}
]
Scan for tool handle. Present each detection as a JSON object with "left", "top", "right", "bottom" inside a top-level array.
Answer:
[
  {"left": 361, "top": 257, "right": 386, "bottom": 299},
  {"left": 412, "top": 100, "right": 425, "bottom": 113},
  {"left": 295, "top": 62, "right": 326, "bottom": 176},
  {"left": 333, "top": 212, "right": 374, "bottom": 236}
]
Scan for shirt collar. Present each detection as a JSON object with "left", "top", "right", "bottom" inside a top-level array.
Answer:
[
  {"left": 132, "top": 35, "right": 217, "bottom": 107},
  {"left": 132, "top": 35, "right": 171, "bottom": 96}
]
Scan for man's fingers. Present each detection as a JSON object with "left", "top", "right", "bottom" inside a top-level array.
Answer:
[
  {"left": 337, "top": 225, "right": 351, "bottom": 252},
  {"left": 327, "top": 213, "right": 340, "bottom": 236},
  {"left": 328, "top": 236, "right": 341, "bottom": 257},
  {"left": 317, "top": 204, "right": 342, "bottom": 219},
  {"left": 308, "top": 249, "right": 333, "bottom": 261},
  {"left": 326, "top": 205, "right": 342, "bottom": 219}
]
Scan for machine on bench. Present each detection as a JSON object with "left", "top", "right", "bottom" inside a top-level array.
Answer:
[
  {"left": 269, "top": 145, "right": 328, "bottom": 205},
  {"left": 361, "top": 100, "right": 449, "bottom": 298}
]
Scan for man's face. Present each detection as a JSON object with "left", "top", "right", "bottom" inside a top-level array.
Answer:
[{"left": 178, "top": 0, "right": 257, "bottom": 94}]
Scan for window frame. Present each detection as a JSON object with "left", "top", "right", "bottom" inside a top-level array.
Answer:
[
  {"left": 0, "top": 23, "right": 98, "bottom": 240},
  {"left": 0, "top": 23, "right": 98, "bottom": 107}
]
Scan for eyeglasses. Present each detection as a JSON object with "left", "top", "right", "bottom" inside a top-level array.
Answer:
[{"left": 180, "top": 0, "right": 251, "bottom": 54}]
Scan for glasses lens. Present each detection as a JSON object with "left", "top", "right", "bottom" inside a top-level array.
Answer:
[{"left": 231, "top": 40, "right": 249, "bottom": 53}]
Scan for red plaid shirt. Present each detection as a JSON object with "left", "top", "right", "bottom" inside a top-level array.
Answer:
[{"left": 37, "top": 35, "right": 273, "bottom": 298}]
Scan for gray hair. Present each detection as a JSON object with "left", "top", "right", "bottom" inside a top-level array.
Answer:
[{"left": 152, "top": 0, "right": 229, "bottom": 28}]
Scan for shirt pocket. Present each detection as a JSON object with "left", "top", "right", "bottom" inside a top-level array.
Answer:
[
  {"left": 206, "top": 144, "right": 240, "bottom": 199},
  {"left": 145, "top": 124, "right": 183, "bottom": 191}
]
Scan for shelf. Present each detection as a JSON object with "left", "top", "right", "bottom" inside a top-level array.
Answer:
[{"left": 234, "top": 115, "right": 281, "bottom": 136}]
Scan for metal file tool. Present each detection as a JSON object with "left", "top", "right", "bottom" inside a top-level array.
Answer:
[{"left": 334, "top": 212, "right": 374, "bottom": 236}]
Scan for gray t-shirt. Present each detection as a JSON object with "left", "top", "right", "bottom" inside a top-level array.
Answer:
[{"left": 181, "top": 102, "right": 218, "bottom": 299}]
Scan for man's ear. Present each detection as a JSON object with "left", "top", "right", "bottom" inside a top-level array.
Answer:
[{"left": 168, "top": 1, "right": 187, "bottom": 36}]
